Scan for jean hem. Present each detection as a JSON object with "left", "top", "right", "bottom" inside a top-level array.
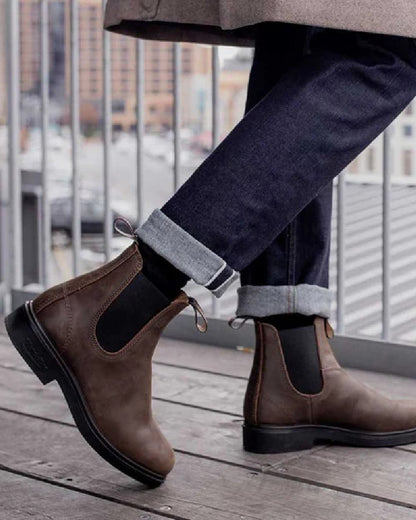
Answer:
[
  {"left": 236, "top": 284, "right": 331, "bottom": 318},
  {"left": 136, "top": 209, "right": 238, "bottom": 298}
]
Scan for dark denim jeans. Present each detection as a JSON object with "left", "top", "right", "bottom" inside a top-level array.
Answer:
[
  {"left": 137, "top": 24, "right": 416, "bottom": 317},
  {"left": 241, "top": 23, "right": 333, "bottom": 289}
]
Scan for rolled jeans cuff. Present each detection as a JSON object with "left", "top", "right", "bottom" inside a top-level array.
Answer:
[
  {"left": 236, "top": 284, "right": 331, "bottom": 318},
  {"left": 136, "top": 209, "right": 239, "bottom": 298}
]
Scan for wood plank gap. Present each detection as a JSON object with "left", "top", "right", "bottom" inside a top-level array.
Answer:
[
  {"left": 0, "top": 464, "right": 193, "bottom": 520},
  {"left": 0, "top": 363, "right": 28, "bottom": 374},
  {"left": 0, "top": 406, "right": 73, "bottom": 428},
  {"left": 172, "top": 447, "right": 416, "bottom": 512},
  {"left": 265, "top": 466, "right": 416, "bottom": 512},
  {"left": 0, "top": 357, "right": 248, "bottom": 382},
  {"left": 153, "top": 360, "right": 248, "bottom": 381},
  {"left": 153, "top": 397, "right": 242, "bottom": 417},
  {"left": 393, "top": 445, "right": 416, "bottom": 454}
]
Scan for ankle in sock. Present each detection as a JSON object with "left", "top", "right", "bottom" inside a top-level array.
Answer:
[
  {"left": 137, "top": 238, "right": 190, "bottom": 300},
  {"left": 263, "top": 314, "right": 323, "bottom": 394}
]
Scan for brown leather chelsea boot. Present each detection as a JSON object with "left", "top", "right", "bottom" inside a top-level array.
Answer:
[
  {"left": 243, "top": 317, "right": 416, "bottom": 453},
  {"left": 4, "top": 233, "right": 206, "bottom": 487}
]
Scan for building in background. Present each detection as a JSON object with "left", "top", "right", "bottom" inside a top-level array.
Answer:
[
  {"left": 15, "top": 0, "right": 416, "bottom": 177},
  {"left": 219, "top": 48, "right": 252, "bottom": 134},
  {"left": 344, "top": 100, "right": 416, "bottom": 179},
  {"left": 18, "top": 0, "right": 212, "bottom": 133}
]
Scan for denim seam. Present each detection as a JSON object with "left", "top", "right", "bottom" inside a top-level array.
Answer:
[
  {"left": 204, "top": 261, "right": 227, "bottom": 287},
  {"left": 292, "top": 220, "right": 297, "bottom": 286}
]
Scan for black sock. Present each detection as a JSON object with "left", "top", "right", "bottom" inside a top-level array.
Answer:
[
  {"left": 137, "top": 238, "right": 190, "bottom": 300},
  {"left": 263, "top": 313, "right": 323, "bottom": 394}
]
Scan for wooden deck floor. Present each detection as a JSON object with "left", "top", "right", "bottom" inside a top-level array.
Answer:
[{"left": 2, "top": 321, "right": 416, "bottom": 519}]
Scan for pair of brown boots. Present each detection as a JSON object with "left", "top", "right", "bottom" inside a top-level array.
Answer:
[{"left": 5, "top": 240, "right": 416, "bottom": 487}]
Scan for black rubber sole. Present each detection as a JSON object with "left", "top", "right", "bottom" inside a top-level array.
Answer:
[
  {"left": 4, "top": 301, "right": 165, "bottom": 488},
  {"left": 243, "top": 422, "right": 416, "bottom": 454}
]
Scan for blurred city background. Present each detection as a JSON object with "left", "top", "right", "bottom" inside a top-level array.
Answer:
[{"left": 1, "top": 0, "right": 416, "bottom": 345}]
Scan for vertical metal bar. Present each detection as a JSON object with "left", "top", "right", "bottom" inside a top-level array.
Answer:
[
  {"left": 40, "top": 0, "right": 51, "bottom": 287},
  {"left": 173, "top": 42, "right": 181, "bottom": 192},
  {"left": 136, "top": 39, "right": 144, "bottom": 226},
  {"left": 7, "top": 0, "right": 23, "bottom": 289},
  {"left": 382, "top": 127, "right": 392, "bottom": 340},
  {"left": 70, "top": 0, "right": 81, "bottom": 275},
  {"left": 336, "top": 171, "right": 346, "bottom": 334},
  {"left": 211, "top": 46, "right": 220, "bottom": 317},
  {"left": 102, "top": 0, "right": 112, "bottom": 261},
  {"left": 212, "top": 46, "right": 220, "bottom": 151}
]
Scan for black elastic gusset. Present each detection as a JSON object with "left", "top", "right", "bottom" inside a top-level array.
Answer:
[
  {"left": 264, "top": 315, "right": 323, "bottom": 394},
  {"left": 266, "top": 313, "right": 316, "bottom": 330},
  {"left": 96, "top": 272, "right": 171, "bottom": 353},
  {"left": 137, "top": 238, "right": 189, "bottom": 300}
]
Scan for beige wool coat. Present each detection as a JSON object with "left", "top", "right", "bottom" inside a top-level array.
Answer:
[{"left": 104, "top": 0, "right": 416, "bottom": 47}]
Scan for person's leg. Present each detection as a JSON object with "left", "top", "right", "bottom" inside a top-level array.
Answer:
[
  {"left": 239, "top": 22, "right": 333, "bottom": 320},
  {"left": 225, "top": 28, "right": 416, "bottom": 454},
  {"left": 138, "top": 29, "right": 416, "bottom": 301},
  {"left": 240, "top": 24, "right": 333, "bottom": 396}
]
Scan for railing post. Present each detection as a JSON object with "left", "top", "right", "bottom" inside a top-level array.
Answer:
[
  {"left": 173, "top": 42, "right": 181, "bottom": 192},
  {"left": 211, "top": 45, "right": 221, "bottom": 317},
  {"left": 70, "top": 0, "right": 81, "bottom": 276},
  {"left": 102, "top": 0, "right": 112, "bottom": 261},
  {"left": 336, "top": 171, "right": 346, "bottom": 334},
  {"left": 382, "top": 127, "right": 392, "bottom": 341},
  {"left": 136, "top": 39, "right": 144, "bottom": 226},
  {"left": 40, "top": 0, "right": 51, "bottom": 287},
  {"left": 7, "top": 0, "right": 23, "bottom": 290}
]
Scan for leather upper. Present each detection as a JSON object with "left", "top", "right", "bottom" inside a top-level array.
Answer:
[
  {"left": 245, "top": 317, "right": 416, "bottom": 432},
  {"left": 33, "top": 243, "right": 189, "bottom": 476}
]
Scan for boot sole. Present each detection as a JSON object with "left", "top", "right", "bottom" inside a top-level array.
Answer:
[
  {"left": 243, "top": 422, "right": 416, "bottom": 453},
  {"left": 4, "top": 301, "right": 166, "bottom": 488}
]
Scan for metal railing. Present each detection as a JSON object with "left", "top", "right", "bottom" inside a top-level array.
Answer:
[{"left": 1, "top": 0, "right": 416, "bottom": 377}]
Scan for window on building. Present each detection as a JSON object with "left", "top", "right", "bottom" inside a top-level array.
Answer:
[
  {"left": 403, "top": 125, "right": 413, "bottom": 137},
  {"left": 403, "top": 150, "right": 413, "bottom": 176},
  {"left": 112, "top": 100, "right": 125, "bottom": 113}
]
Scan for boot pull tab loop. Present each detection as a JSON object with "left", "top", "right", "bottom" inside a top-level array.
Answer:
[
  {"left": 228, "top": 316, "right": 249, "bottom": 330},
  {"left": 114, "top": 217, "right": 137, "bottom": 240},
  {"left": 325, "top": 319, "right": 334, "bottom": 339},
  {"left": 188, "top": 297, "right": 208, "bottom": 333}
]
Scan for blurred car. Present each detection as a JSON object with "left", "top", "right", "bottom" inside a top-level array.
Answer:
[{"left": 51, "top": 196, "right": 136, "bottom": 237}]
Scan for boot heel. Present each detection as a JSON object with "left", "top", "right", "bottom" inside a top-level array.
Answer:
[
  {"left": 4, "top": 302, "right": 59, "bottom": 385},
  {"left": 243, "top": 424, "right": 316, "bottom": 453}
]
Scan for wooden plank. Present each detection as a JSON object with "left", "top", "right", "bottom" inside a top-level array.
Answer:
[
  {"left": 0, "top": 469, "right": 168, "bottom": 519},
  {"left": 1, "top": 410, "right": 414, "bottom": 520},
  {"left": 4, "top": 329, "right": 416, "bottom": 511},
  {"left": 155, "top": 337, "right": 252, "bottom": 378},
  {"left": 271, "top": 445, "right": 416, "bottom": 508},
  {"left": 0, "top": 341, "right": 246, "bottom": 417},
  {"left": 0, "top": 364, "right": 310, "bottom": 469},
  {"left": 3, "top": 363, "right": 416, "bottom": 510},
  {"left": 154, "top": 337, "right": 416, "bottom": 401}
]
